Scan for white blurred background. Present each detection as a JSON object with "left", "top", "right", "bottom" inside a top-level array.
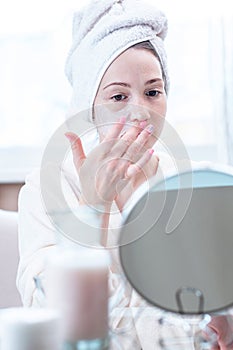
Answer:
[{"left": 0, "top": 0, "right": 232, "bottom": 182}]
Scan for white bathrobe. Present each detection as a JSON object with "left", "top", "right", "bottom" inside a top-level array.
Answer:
[{"left": 17, "top": 130, "right": 205, "bottom": 349}]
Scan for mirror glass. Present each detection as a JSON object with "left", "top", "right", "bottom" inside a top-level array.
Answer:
[{"left": 119, "top": 165, "right": 233, "bottom": 314}]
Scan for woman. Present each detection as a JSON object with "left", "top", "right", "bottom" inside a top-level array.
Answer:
[
  {"left": 65, "top": 41, "right": 166, "bottom": 238},
  {"left": 17, "top": 0, "right": 233, "bottom": 348}
]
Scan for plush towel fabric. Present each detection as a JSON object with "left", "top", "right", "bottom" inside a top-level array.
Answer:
[{"left": 65, "top": 0, "right": 169, "bottom": 121}]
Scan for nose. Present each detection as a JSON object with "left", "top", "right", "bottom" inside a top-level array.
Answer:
[{"left": 127, "top": 103, "right": 151, "bottom": 123}]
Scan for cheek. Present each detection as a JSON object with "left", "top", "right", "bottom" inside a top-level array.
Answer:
[
  {"left": 153, "top": 96, "right": 167, "bottom": 117},
  {"left": 149, "top": 100, "right": 167, "bottom": 142},
  {"left": 151, "top": 116, "right": 165, "bottom": 142},
  {"left": 151, "top": 97, "right": 167, "bottom": 121},
  {"left": 93, "top": 103, "right": 127, "bottom": 140}
]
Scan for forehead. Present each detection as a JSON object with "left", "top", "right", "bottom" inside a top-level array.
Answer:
[{"left": 100, "top": 47, "right": 163, "bottom": 83}]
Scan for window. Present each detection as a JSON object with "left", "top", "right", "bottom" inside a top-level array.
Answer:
[
  {"left": 155, "top": 0, "right": 233, "bottom": 163},
  {"left": 0, "top": 0, "right": 232, "bottom": 182}
]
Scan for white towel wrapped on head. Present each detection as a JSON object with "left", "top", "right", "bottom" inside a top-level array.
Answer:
[{"left": 65, "top": 0, "right": 169, "bottom": 122}]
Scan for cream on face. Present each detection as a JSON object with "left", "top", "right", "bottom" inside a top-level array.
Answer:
[{"left": 94, "top": 47, "right": 167, "bottom": 144}]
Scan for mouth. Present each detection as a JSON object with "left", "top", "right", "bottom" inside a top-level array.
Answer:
[{"left": 119, "top": 120, "right": 148, "bottom": 138}]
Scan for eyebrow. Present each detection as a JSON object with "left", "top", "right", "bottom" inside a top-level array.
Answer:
[
  {"left": 145, "top": 78, "right": 163, "bottom": 85},
  {"left": 103, "top": 78, "right": 163, "bottom": 90},
  {"left": 103, "top": 82, "right": 131, "bottom": 89}
]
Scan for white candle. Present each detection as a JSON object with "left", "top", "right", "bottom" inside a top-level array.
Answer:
[
  {"left": 0, "top": 308, "right": 61, "bottom": 350},
  {"left": 45, "top": 247, "right": 110, "bottom": 346}
]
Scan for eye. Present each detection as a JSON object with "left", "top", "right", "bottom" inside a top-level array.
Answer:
[
  {"left": 145, "top": 90, "right": 160, "bottom": 97},
  {"left": 111, "top": 94, "right": 127, "bottom": 101}
]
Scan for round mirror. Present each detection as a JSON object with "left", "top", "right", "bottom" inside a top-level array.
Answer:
[{"left": 119, "top": 164, "right": 233, "bottom": 314}]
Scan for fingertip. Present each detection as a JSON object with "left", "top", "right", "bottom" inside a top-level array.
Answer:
[
  {"left": 149, "top": 150, "right": 159, "bottom": 162},
  {"left": 104, "top": 117, "right": 127, "bottom": 141},
  {"left": 148, "top": 149, "right": 154, "bottom": 156},
  {"left": 139, "top": 120, "right": 147, "bottom": 129},
  {"left": 65, "top": 132, "right": 85, "bottom": 167},
  {"left": 65, "top": 132, "right": 79, "bottom": 143},
  {"left": 119, "top": 116, "right": 127, "bottom": 124}
]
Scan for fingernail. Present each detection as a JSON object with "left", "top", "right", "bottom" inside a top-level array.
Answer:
[
  {"left": 148, "top": 149, "right": 154, "bottom": 155},
  {"left": 145, "top": 124, "right": 154, "bottom": 134},
  {"left": 139, "top": 121, "right": 147, "bottom": 129}
]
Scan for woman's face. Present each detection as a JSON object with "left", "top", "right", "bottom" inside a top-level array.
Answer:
[{"left": 94, "top": 47, "right": 167, "bottom": 146}]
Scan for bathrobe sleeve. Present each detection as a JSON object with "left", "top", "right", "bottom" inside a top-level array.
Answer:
[
  {"left": 16, "top": 168, "right": 58, "bottom": 307},
  {"left": 16, "top": 167, "right": 145, "bottom": 349}
]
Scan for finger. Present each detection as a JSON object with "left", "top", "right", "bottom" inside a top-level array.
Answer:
[
  {"left": 210, "top": 345, "right": 220, "bottom": 350},
  {"left": 103, "top": 116, "right": 127, "bottom": 143},
  {"left": 200, "top": 328, "right": 219, "bottom": 350},
  {"left": 111, "top": 122, "right": 143, "bottom": 157},
  {"left": 65, "top": 132, "right": 86, "bottom": 171},
  {"left": 208, "top": 315, "right": 233, "bottom": 349},
  {"left": 126, "top": 149, "right": 156, "bottom": 178},
  {"left": 123, "top": 124, "right": 154, "bottom": 162},
  {"left": 197, "top": 332, "right": 219, "bottom": 350}
]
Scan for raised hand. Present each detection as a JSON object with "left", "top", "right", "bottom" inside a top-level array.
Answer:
[{"left": 65, "top": 117, "right": 158, "bottom": 211}]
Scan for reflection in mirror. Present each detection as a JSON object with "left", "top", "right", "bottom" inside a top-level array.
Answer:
[{"left": 119, "top": 164, "right": 233, "bottom": 348}]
